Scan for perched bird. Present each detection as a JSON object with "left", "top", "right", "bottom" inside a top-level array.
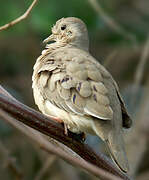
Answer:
[{"left": 32, "top": 17, "right": 132, "bottom": 173}]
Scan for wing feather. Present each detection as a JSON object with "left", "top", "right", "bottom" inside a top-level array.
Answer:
[{"left": 36, "top": 54, "right": 113, "bottom": 120}]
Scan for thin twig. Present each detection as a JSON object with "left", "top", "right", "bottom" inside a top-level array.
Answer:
[
  {"left": 0, "top": 0, "right": 38, "bottom": 32},
  {"left": 134, "top": 34, "right": 149, "bottom": 86},
  {"left": 35, "top": 156, "right": 56, "bottom": 180},
  {"left": 0, "top": 85, "right": 130, "bottom": 180},
  {"left": 0, "top": 141, "right": 23, "bottom": 180},
  {"left": 131, "top": 34, "right": 149, "bottom": 106},
  {"left": 126, "top": 78, "right": 149, "bottom": 177},
  {"left": 59, "top": 160, "right": 81, "bottom": 180},
  {"left": 88, "top": 0, "right": 136, "bottom": 43},
  {"left": 104, "top": 50, "right": 118, "bottom": 68}
]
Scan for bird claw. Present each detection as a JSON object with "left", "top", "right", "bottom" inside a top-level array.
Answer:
[
  {"left": 62, "top": 123, "right": 86, "bottom": 143},
  {"left": 70, "top": 132, "right": 86, "bottom": 143},
  {"left": 47, "top": 116, "right": 69, "bottom": 136},
  {"left": 64, "top": 123, "right": 68, "bottom": 136}
]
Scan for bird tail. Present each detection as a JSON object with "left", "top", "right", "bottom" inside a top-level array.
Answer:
[
  {"left": 93, "top": 121, "right": 129, "bottom": 173},
  {"left": 106, "top": 131, "right": 129, "bottom": 173}
]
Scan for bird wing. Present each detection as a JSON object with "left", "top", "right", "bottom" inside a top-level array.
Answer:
[
  {"left": 112, "top": 80, "right": 132, "bottom": 128},
  {"left": 37, "top": 52, "right": 113, "bottom": 120}
]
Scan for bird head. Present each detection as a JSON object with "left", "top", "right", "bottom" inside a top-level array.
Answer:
[{"left": 43, "top": 17, "right": 89, "bottom": 51}]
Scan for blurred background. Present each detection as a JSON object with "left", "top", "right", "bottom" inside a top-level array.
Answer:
[{"left": 0, "top": 0, "right": 149, "bottom": 179}]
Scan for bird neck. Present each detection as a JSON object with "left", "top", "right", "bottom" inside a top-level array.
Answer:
[
  {"left": 69, "top": 42, "right": 89, "bottom": 51},
  {"left": 69, "top": 37, "right": 89, "bottom": 51}
]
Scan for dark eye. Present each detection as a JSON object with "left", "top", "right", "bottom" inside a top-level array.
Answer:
[{"left": 61, "top": 25, "right": 66, "bottom": 30}]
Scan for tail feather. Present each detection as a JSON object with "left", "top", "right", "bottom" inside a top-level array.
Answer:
[
  {"left": 92, "top": 120, "right": 129, "bottom": 173},
  {"left": 106, "top": 131, "right": 129, "bottom": 173}
]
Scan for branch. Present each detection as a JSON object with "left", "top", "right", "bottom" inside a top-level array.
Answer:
[
  {"left": 0, "top": 85, "right": 130, "bottom": 180},
  {"left": 130, "top": 34, "right": 149, "bottom": 107},
  {"left": 0, "top": 0, "right": 38, "bottom": 32},
  {"left": 0, "top": 140, "right": 23, "bottom": 179},
  {"left": 34, "top": 156, "right": 56, "bottom": 180},
  {"left": 0, "top": 109, "right": 119, "bottom": 180},
  {"left": 104, "top": 50, "right": 118, "bottom": 68},
  {"left": 126, "top": 78, "right": 149, "bottom": 177},
  {"left": 134, "top": 34, "right": 149, "bottom": 86},
  {"left": 88, "top": 0, "right": 136, "bottom": 43}
]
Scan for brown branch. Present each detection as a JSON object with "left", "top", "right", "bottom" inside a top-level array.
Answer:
[
  {"left": 0, "top": 85, "right": 130, "bottom": 180},
  {"left": 0, "top": 109, "right": 120, "bottom": 180},
  {"left": 0, "top": 0, "right": 38, "bottom": 32}
]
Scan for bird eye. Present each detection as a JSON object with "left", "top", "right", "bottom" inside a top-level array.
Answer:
[{"left": 61, "top": 25, "right": 66, "bottom": 30}]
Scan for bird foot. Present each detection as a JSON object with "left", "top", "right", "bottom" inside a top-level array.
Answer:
[
  {"left": 47, "top": 115, "right": 86, "bottom": 142},
  {"left": 62, "top": 123, "right": 86, "bottom": 143},
  {"left": 70, "top": 132, "right": 86, "bottom": 143},
  {"left": 47, "top": 115, "right": 69, "bottom": 136},
  {"left": 63, "top": 123, "right": 68, "bottom": 136}
]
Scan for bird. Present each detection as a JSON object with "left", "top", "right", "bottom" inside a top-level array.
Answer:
[{"left": 32, "top": 17, "right": 132, "bottom": 173}]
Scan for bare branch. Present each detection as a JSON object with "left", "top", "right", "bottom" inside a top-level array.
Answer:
[
  {"left": 88, "top": 0, "right": 136, "bottom": 43},
  {"left": 0, "top": 0, "right": 38, "bottom": 32},
  {"left": 134, "top": 34, "right": 149, "bottom": 86},
  {"left": 126, "top": 78, "right": 149, "bottom": 177},
  {"left": 130, "top": 34, "right": 149, "bottom": 107},
  {"left": 0, "top": 140, "right": 23, "bottom": 180},
  {"left": 0, "top": 85, "right": 130, "bottom": 180},
  {"left": 0, "top": 109, "right": 120, "bottom": 180},
  {"left": 35, "top": 156, "right": 56, "bottom": 180},
  {"left": 104, "top": 50, "right": 118, "bottom": 68}
]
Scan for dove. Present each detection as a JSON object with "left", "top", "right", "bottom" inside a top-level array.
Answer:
[{"left": 32, "top": 17, "right": 132, "bottom": 173}]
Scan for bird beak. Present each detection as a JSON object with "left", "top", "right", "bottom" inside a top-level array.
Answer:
[{"left": 43, "top": 34, "right": 55, "bottom": 44}]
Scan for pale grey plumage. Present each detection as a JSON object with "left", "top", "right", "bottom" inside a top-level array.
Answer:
[{"left": 32, "top": 17, "right": 132, "bottom": 172}]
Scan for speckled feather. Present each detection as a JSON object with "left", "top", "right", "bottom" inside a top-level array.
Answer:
[{"left": 35, "top": 49, "right": 114, "bottom": 119}]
